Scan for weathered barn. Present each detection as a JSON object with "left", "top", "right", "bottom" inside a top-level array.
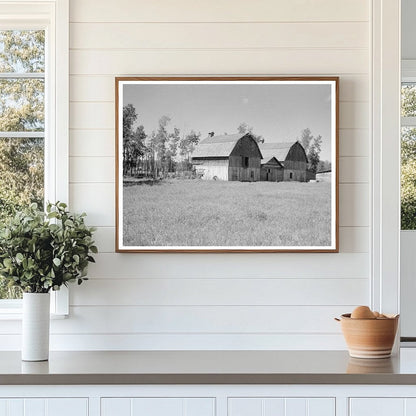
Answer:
[
  {"left": 260, "top": 156, "right": 284, "bottom": 182},
  {"left": 191, "top": 133, "right": 262, "bottom": 181},
  {"left": 259, "top": 141, "right": 308, "bottom": 182}
]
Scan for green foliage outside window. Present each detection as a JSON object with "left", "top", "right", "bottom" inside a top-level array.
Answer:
[
  {"left": 401, "top": 85, "right": 416, "bottom": 230},
  {"left": 0, "top": 30, "right": 45, "bottom": 299}
]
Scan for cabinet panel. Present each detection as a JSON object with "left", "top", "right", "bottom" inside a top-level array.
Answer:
[
  {"left": 228, "top": 398, "right": 262, "bottom": 416},
  {"left": 101, "top": 398, "right": 215, "bottom": 416},
  {"left": 132, "top": 398, "right": 182, "bottom": 416},
  {"left": 0, "top": 398, "right": 87, "bottom": 416},
  {"left": 285, "top": 398, "right": 307, "bottom": 416},
  {"left": 228, "top": 398, "right": 334, "bottom": 416},
  {"left": 101, "top": 398, "right": 131, "bottom": 416},
  {"left": 47, "top": 398, "right": 88, "bottom": 416},
  {"left": 349, "top": 398, "right": 405, "bottom": 416}
]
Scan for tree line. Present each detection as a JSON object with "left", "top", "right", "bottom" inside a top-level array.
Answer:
[{"left": 123, "top": 104, "right": 201, "bottom": 179}]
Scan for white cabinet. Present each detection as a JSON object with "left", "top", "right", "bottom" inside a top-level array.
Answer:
[
  {"left": 0, "top": 398, "right": 88, "bottom": 416},
  {"left": 228, "top": 397, "right": 335, "bottom": 416},
  {"left": 349, "top": 398, "right": 416, "bottom": 416},
  {"left": 101, "top": 398, "right": 215, "bottom": 416}
]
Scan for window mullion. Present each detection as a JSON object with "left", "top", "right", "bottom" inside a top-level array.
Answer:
[
  {"left": 0, "top": 72, "right": 44, "bottom": 79},
  {"left": 0, "top": 132, "right": 44, "bottom": 138}
]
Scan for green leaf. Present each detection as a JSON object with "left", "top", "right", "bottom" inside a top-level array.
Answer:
[{"left": 53, "top": 258, "right": 61, "bottom": 267}]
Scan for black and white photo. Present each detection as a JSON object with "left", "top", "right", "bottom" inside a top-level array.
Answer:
[{"left": 116, "top": 77, "right": 338, "bottom": 252}]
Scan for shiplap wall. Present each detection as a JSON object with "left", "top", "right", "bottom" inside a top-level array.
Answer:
[{"left": 58, "top": 0, "right": 371, "bottom": 350}]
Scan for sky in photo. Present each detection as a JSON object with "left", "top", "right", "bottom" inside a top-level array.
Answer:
[{"left": 123, "top": 82, "right": 334, "bottom": 161}]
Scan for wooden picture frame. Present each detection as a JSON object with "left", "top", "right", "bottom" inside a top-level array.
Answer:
[{"left": 115, "top": 77, "right": 339, "bottom": 253}]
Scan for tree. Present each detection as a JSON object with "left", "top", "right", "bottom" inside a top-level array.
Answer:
[
  {"left": 154, "top": 115, "right": 171, "bottom": 176},
  {"left": 308, "top": 135, "right": 322, "bottom": 173},
  {"left": 237, "top": 122, "right": 264, "bottom": 143},
  {"left": 122, "top": 104, "right": 138, "bottom": 176},
  {"left": 179, "top": 130, "right": 201, "bottom": 161},
  {"left": 0, "top": 30, "right": 45, "bottom": 299},
  {"left": 166, "top": 127, "right": 181, "bottom": 172},
  {"left": 0, "top": 30, "right": 45, "bottom": 221},
  {"left": 401, "top": 158, "right": 416, "bottom": 229},
  {"left": 400, "top": 126, "right": 416, "bottom": 229},
  {"left": 299, "top": 128, "right": 314, "bottom": 154},
  {"left": 317, "top": 160, "right": 331, "bottom": 172},
  {"left": 401, "top": 84, "right": 416, "bottom": 229},
  {"left": 298, "top": 128, "right": 323, "bottom": 173}
]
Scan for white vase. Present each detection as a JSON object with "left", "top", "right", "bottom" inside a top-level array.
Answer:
[{"left": 22, "top": 293, "right": 50, "bottom": 361}]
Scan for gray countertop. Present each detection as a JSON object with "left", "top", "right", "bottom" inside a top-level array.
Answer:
[{"left": 2, "top": 349, "right": 416, "bottom": 385}]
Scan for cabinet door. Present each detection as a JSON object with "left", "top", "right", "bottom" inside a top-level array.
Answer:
[
  {"left": 350, "top": 398, "right": 404, "bottom": 416},
  {"left": 228, "top": 398, "right": 335, "bottom": 416},
  {"left": 0, "top": 398, "right": 88, "bottom": 416},
  {"left": 350, "top": 398, "right": 416, "bottom": 416},
  {"left": 101, "top": 398, "right": 215, "bottom": 416}
]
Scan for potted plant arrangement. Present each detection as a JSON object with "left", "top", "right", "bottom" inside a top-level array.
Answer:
[{"left": 0, "top": 202, "right": 97, "bottom": 361}]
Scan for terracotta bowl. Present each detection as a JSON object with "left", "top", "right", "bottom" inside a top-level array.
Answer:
[{"left": 337, "top": 313, "right": 399, "bottom": 359}]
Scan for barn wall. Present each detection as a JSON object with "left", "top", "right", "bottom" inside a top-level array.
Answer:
[
  {"left": 1, "top": 0, "right": 371, "bottom": 350},
  {"left": 194, "top": 159, "right": 229, "bottom": 180},
  {"left": 261, "top": 165, "right": 283, "bottom": 182}
]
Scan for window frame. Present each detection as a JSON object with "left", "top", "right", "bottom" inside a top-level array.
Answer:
[{"left": 0, "top": 0, "right": 69, "bottom": 317}]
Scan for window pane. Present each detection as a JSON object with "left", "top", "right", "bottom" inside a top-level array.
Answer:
[
  {"left": 0, "top": 78, "right": 44, "bottom": 131},
  {"left": 401, "top": 127, "right": 416, "bottom": 230},
  {"left": 0, "top": 137, "right": 44, "bottom": 299},
  {"left": 0, "top": 31, "right": 45, "bottom": 301},
  {"left": 0, "top": 30, "right": 45, "bottom": 73}
]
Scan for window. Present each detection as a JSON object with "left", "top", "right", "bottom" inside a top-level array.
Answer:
[
  {"left": 401, "top": 81, "right": 416, "bottom": 229},
  {"left": 0, "top": 30, "right": 45, "bottom": 300},
  {"left": 243, "top": 156, "right": 249, "bottom": 168},
  {"left": 0, "top": 0, "right": 69, "bottom": 314}
]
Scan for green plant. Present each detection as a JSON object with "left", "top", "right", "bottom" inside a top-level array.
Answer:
[{"left": 0, "top": 202, "right": 97, "bottom": 293}]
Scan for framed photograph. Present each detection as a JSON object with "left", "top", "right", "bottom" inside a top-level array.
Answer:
[{"left": 115, "top": 77, "right": 339, "bottom": 253}]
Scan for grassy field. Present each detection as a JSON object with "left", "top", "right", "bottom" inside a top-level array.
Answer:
[{"left": 123, "top": 179, "right": 332, "bottom": 247}]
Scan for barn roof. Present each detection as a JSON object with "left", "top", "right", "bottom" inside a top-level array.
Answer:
[
  {"left": 192, "top": 133, "right": 253, "bottom": 158},
  {"left": 261, "top": 156, "right": 284, "bottom": 168},
  {"left": 259, "top": 142, "right": 295, "bottom": 163}
]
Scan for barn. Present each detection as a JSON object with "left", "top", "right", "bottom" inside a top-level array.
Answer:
[
  {"left": 260, "top": 156, "right": 284, "bottom": 182},
  {"left": 259, "top": 141, "right": 308, "bottom": 182},
  {"left": 191, "top": 133, "right": 262, "bottom": 181}
]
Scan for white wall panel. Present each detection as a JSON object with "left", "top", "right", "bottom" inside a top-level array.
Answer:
[
  {"left": 339, "top": 184, "right": 369, "bottom": 227},
  {"left": 70, "top": 157, "right": 114, "bottom": 183},
  {"left": 70, "top": 22, "right": 368, "bottom": 49},
  {"left": 339, "top": 129, "right": 369, "bottom": 157},
  {"left": 70, "top": 0, "right": 369, "bottom": 23},
  {"left": 70, "top": 75, "right": 369, "bottom": 103},
  {"left": 0, "top": 332, "right": 347, "bottom": 351},
  {"left": 62, "top": 0, "right": 372, "bottom": 350},
  {"left": 86, "top": 253, "right": 369, "bottom": 279},
  {"left": 70, "top": 49, "right": 368, "bottom": 76},
  {"left": 49, "top": 305, "right": 355, "bottom": 334},
  {"left": 70, "top": 278, "right": 368, "bottom": 306},
  {"left": 339, "top": 157, "right": 369, "bottom": 183},
  {"left": 69, "top": 183, "right": 114, "bottom": 226},
  {"left": 69, "top": 129, "right": 114, "bottom": 157},
  {"left": 339, "top": 227, "right": 369, "bottom": 253}
]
